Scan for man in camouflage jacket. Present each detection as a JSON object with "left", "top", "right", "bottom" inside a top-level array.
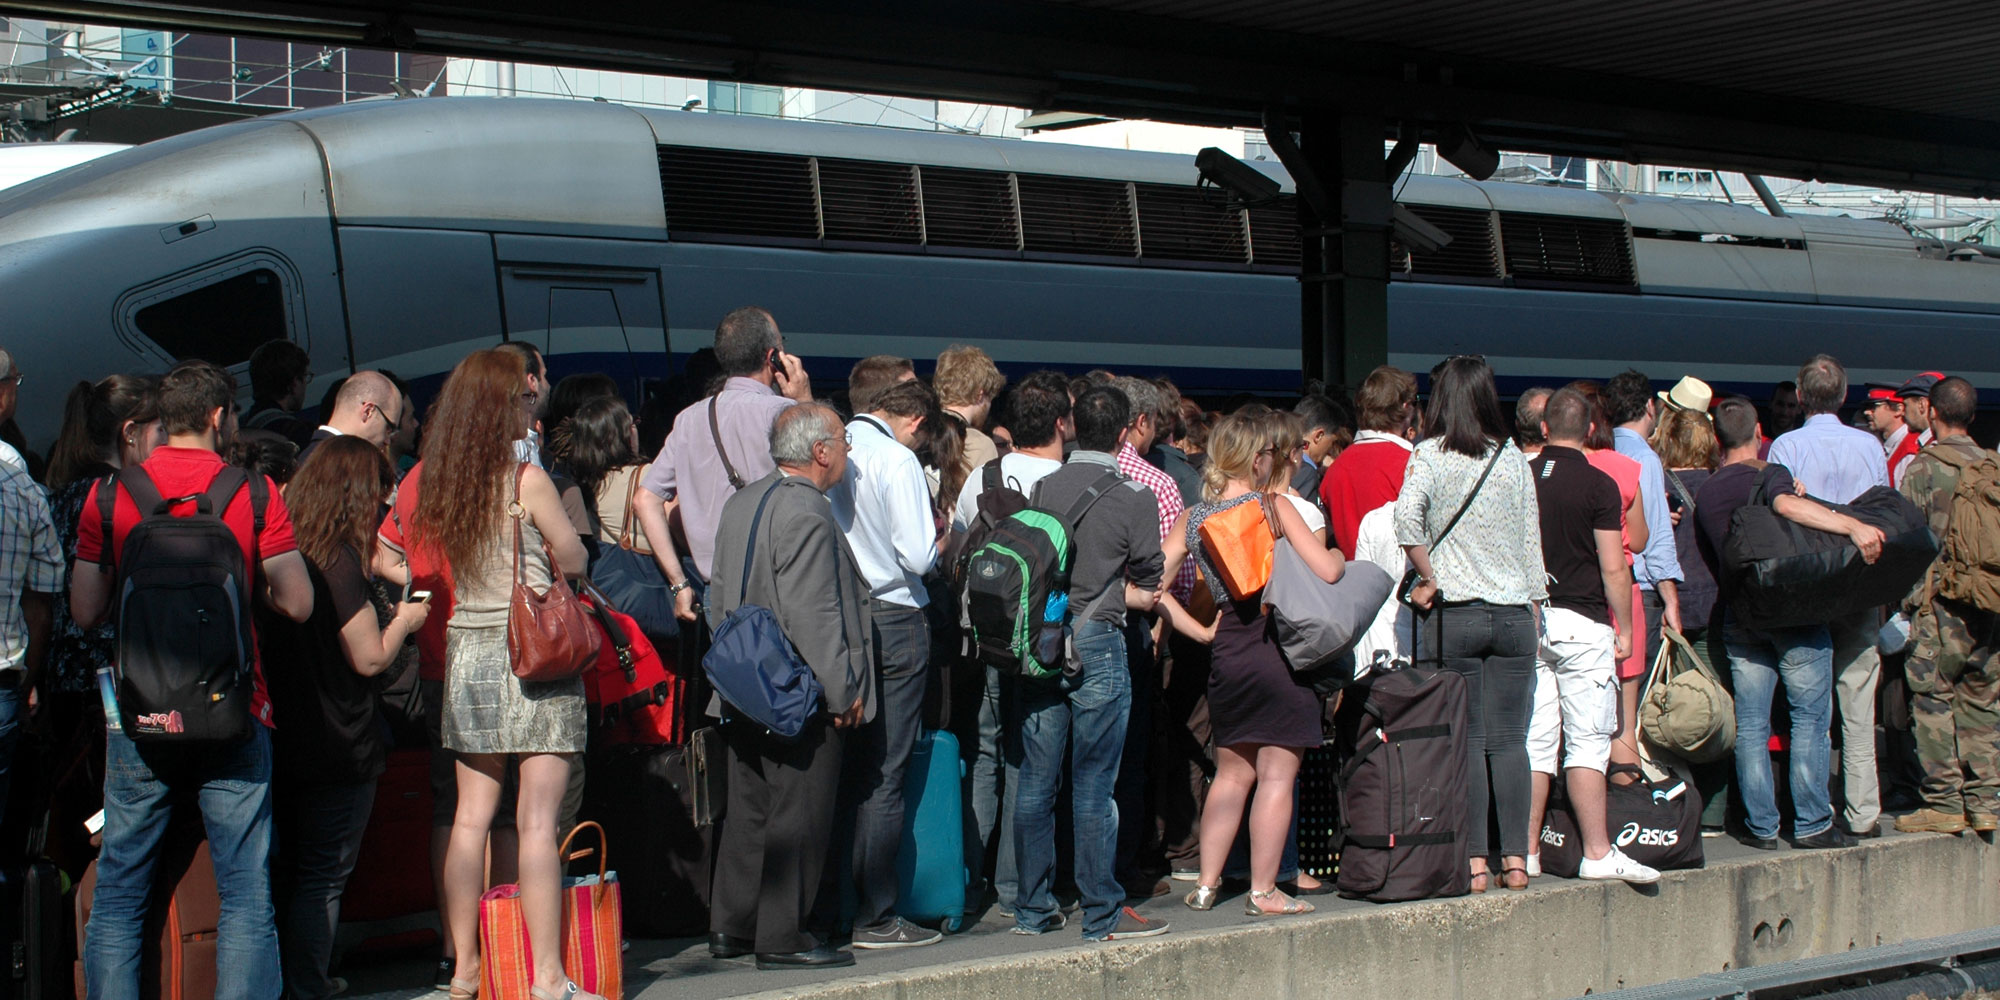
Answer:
[{"left": 1894, "top": 377, "right": 2000, "bottom": 834}]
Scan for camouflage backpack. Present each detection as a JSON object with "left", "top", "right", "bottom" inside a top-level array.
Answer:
[{"left": 1926, "top": 445, "right": 2000, "bottom": 613}]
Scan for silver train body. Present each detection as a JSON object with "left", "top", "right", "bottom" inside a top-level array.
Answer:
[{"left": 2, "top": 96, "right": 1996, "bottom": 450}]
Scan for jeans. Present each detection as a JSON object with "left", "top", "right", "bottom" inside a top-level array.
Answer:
[
  {"left": 1014, "top": 621, "right": 1130, "bottom": 939},
  {"left": 86, "top": 725, "right": 280, "bottom": 1000},
  {"left": 970, "top": 662, "right": 1021, "bottom": 903},
  {"left": 0, "top": 672, "right": 20, "bottom": 830},
  {"left": 1830, "top": 609, "right": 1882, "bottom": 833},
  {"left": 1725, "top": 619, "right": 1835, "bottom": 840},
  {"left": 1421, "top": 601, "right": 1537, "bottom": 858},
  {"left": 275, "top": 780, "right": 376, "bottom": 1000},
  {"left": 844, "top": 600, "right": 930, "bottom": 931}
]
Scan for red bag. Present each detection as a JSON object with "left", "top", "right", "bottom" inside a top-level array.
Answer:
[
  {"left": 579, "top": 579, "right": 687, "bottom": 745},
  {"left": 478, "top": 822, "right": 624, "bottom": 1000}
]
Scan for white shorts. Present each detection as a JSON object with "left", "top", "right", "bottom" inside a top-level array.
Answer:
[{"left": 1527, "top": 606, "right": 1620, "bottom": 775}]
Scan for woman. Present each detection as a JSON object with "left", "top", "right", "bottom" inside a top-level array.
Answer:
[
  {"left": 1161, "top": 408, "right": 1346, "bottom": 916},
  {"left": 548, "top": 395, "right": 644, "bottom": 544},
  {"left": 1568, "top": 380, "right": 1652, "bottom": 775},
  {"left": 265, "top": 436, "right": 431, "bottom": 1000},
  {"left": 45, "top": 376, "right": 164, "bottom": 711},
  {"left": 1650, "top": 404, "right": 1731, "bottom": 830},
  {"left": 1395, "top": 356, "right": 1545, "bottom": 892},
  {"left": 397, "top": 349, "right": 592, "bottom": 1000}
]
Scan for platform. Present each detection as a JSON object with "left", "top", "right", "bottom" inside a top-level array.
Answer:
[{"left": 345, "top": 827, "right": 2000, "bottom": 1000}]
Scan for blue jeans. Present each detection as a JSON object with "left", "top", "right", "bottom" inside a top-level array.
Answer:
[
  {"left": 1725, "top": 619, "right": 1835, "bottom": 840},
  {"left": 0, "top": 673, "right": 20, "bottom": 830},
  {"left": 1014, "top": 621, "right": 1130, "bottom": 940},
  {"left": 85, "top": 726, "right": 280, "bottom": 1000},
  {"left": 971, "top": 662, "right": 1021, "bottom": 904}
]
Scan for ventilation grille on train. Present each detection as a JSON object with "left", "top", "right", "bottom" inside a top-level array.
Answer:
[
  {"left": 658, "top": 146, "right": 818, "bottom": 241},
  {"left": 1136, "top": 183, "right": 1248, "bottom": 264},
  {"left": 817, "top": 157, "right": 921, "bottom": 245},
  {"left": 1246, "top": 200, "right": 1301, "bottom": 270},
  {"left": 1392, "top": 206, "right": 1502, "bottom": 278},
  {"left": 1016, "top": 174, "right": 1136, "bottom": 256},
  {"left": 1498, "top": 212, "right": 1635, "bottom": 285},
  {"left": 920, "top": 167, "right": 1019, "bottom": 250}
]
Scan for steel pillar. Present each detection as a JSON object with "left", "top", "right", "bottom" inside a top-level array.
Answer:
[{"left": 1282, "top": 111, "right": 1391, "bottom": 393}]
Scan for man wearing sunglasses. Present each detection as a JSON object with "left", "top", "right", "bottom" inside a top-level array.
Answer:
[{"left": 299, "top": 371, "right": 405, "bottom": 464}]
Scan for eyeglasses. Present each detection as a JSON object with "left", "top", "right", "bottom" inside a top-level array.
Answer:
[{"left": 0, "top": 373, "right": 21, "bottom": 387}]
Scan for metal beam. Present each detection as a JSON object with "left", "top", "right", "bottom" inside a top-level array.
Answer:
[{"left": 1271, "top": 111, "right": 1390, "bottom": 392}]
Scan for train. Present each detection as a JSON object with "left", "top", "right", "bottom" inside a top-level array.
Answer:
[{"left": 2, "top": 96, "right": 1996, "bottom": 450}]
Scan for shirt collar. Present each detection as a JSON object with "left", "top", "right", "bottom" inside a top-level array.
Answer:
[
  {"left": 1540, "top": 444, "right": 1587, "bottom": 463},
  {"left": 1070, "top": 449, "right": 1119, "bottom": 469},
  {"left": 1354, "top": 429, "right": 1414, "bottom": 451},
  {"left": 318, "top": 425, "right": 344, "bottom": 438},
  {"left": 724, "top": 376, "right": 778, "bottom": 397},
  {"left": 1805, "top": 413, "right": 1844, "bottom": 429}
]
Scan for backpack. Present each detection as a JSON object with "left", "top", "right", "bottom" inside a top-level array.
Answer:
[
  {"left": 945, "top": 460, "right": 1030, "bottom": 593},
  {"left": 1924, "top": 444, "right": 2000, "bottom": 613},
  {"left": 962, "top": 468, "right": 1123, "bottom": 680},
  {"left": 98, "top": 465, "right": 268, "bottom": 743}
]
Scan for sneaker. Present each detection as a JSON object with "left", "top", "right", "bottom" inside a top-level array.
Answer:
[
  {"left": 1895, "top": 808, "right": 1969, "bottom": 834},
  {"left": 433, "top": 958, "right": 455, "bottom": 992},
  {"left": 1010, "top": 911, "right": 1068, "bottom": 935},
  {"left": 1168, "top": 866, "right": 1201, "bottom": 882},
  {"left": 1970, "top": 813, "right": 1998, "bottom": 833},
  {"left": 1095, "top": 907, "right": 1170, "bottom": 941},
  {"left": 1577, "top": 846, "right": 1661, "bottom": 885},
  {"left": 851, "top": 917, "right": 943, "bottom": 950},
  {"left": 1525, "top": 853, "right": 1542, "bottom": 879}
]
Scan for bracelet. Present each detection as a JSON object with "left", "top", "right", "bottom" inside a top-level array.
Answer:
[{"left": 669, "top": 581, "right": 692, "bottom": 596}]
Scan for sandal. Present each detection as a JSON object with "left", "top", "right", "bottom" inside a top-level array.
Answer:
[
  {"left": 1503, "top": 866, "right": 1530, "bottom": 891},
  {"left": 1469, "top": 868, "right": 1490, "bottom": 894},
  {"left": 448, "top": 979, "right": 479, "bottom": 1000},
  {"left": 1243, "top": 887, "right": 1314, "bottom": 916},
  {"left": 531, "top": 982, "right": 604, "bottom": 1000}
]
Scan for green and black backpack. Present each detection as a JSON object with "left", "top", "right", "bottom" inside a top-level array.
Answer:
[{"left": 962, "top": 468, "right": 1123, "bottom": 679}]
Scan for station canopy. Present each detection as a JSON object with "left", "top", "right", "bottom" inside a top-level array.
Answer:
[{"left": 6, "top": 0, "right": 1999, "bottom": 195}]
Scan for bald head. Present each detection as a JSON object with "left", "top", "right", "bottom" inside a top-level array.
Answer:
[{"left": 329, "top": 370, "right": 403, "bottom": 449}]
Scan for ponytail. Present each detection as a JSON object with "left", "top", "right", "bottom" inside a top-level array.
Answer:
[
  {"left": 44, "top": 380, "right": 99, "bottom": 489},
  {"left": 45, "top": 374, "right": 162, "bottom": 489}
]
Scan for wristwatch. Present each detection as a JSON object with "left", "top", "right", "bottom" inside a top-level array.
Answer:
[{"left": 669, "top": 581, "right": 692, "bottom": 597}]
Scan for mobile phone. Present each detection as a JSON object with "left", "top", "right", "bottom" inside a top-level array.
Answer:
[{"left": 410, "top": 590, "right": 433, "bottom": 603}]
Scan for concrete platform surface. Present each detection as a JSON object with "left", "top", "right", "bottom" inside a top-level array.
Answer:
[{"left": 343, "top": 827, "right": 2000, "bottom": 1000}]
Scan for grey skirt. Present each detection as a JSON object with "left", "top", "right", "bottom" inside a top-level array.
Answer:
[{"left": 440, "top": 624, "right": 587, "bottom": 755}]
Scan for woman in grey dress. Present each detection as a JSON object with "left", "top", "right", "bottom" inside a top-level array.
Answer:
[{"left": 406, "top": 348, "right": 593, "bottom": 1000}]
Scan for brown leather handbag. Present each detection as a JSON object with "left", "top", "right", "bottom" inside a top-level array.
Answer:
[{"left": 505, "top": 465, "right": 601, "bottom": 682}]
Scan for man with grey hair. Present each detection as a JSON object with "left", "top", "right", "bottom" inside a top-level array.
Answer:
[
  {"left": 704, "top": 401, "right": 873, "bottom": 970},
  {"left": 1769, "top": 353, "right": 1891, "bottom": 841}
]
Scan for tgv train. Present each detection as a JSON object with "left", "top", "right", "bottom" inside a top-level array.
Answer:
[{"left": 3, "top": 96, "right": 1997, "bottom": 450}]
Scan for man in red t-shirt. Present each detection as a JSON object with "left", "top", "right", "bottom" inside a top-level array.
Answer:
[
  {"left": 1320, "top": 365, "right": 1418, "bottom": 559},
  {"left": 71, "top": 359, "right": 312, "bottom": 998}
]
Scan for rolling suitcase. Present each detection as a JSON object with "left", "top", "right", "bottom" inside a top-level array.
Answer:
[
  {"left": 1333, "top": 665, "right": 1471, "bottom": 902},
  {"left": 895, "top": 729, "right": 968, "bottom": 933},
  {"left": 74, "top": 821, "right": 219, "bottom": 1000},
  {"left": 1, "top": 818, "right": 63, "bottom": 1000}
]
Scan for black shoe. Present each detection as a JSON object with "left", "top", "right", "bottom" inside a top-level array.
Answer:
[
  {"left": 755, "top": 945, "right": 855, "bottom": 970},
  {"left": 1792, "top": 827, "right": 1855, "bottom": 850},
  {"left": 1848, "top": 821, "right": 1883, "bottom": 839},
  {"left": 708, "top": 933, "right": 754, "bottom": 959},
  {"left": 433, "top": 958, "right": 454, "bottom": 992},
  {"left": 1738, "top": 834, "right": 1781, "bottom": 851}
]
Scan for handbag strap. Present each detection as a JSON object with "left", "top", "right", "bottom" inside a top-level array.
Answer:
[
  {"left": 510, "top": 463, "right": 530, "bottom": 587},
  {"left": 576, "top": 577, "right": 635, "bottom": 677},
  {"left": 617, "top": 466, "right": 644, "bottom": 551},
  {"left": 1429, "top": 442, "right": 1506, "bottom": 555},
  {"left": 1664, "top": 469, "right": 1698, "bottom": 518},
  {"left": 710, "top": 396, "right": 745, "bottom": 490}
]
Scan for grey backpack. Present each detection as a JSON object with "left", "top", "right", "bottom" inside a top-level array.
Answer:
[{"left": 1265, "top": 544, "right": 1394, "bottom": 694}]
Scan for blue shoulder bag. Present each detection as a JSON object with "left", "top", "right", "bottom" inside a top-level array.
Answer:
[{"left": 701, "top": 480, "right": 828, "bottom": 740}]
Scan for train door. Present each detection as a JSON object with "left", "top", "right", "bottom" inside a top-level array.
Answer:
[{"left": 499, "top": 265, "right": 667, "bottom": 401}]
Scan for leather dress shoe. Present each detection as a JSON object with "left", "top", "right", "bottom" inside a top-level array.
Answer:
[
  {"left": 1738, "top": 834, "right": 1780, "bottom": 851},
  {"left": 1792, "top": 827, "right": 1854, "bottom": 850},
  {"left": 708, "top": 934, "right": 754, "bottom": 959},
  {"left": 755, "top": 945, "right": 855, "bottom": 970}
]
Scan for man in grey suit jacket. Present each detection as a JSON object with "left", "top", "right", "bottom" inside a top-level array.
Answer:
[{"left": 704, "top": 402, "right": 876, "bottom": 970}]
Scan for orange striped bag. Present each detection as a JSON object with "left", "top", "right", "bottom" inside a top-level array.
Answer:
[{"left": 478, "top": 822, "right": 624, "bottom": 1000}]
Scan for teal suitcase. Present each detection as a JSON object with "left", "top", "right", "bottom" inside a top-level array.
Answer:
[{"left": 896, "top": 728, "right": 969, "bottom": 932}]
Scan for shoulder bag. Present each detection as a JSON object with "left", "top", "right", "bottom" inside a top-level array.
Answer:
[
  {"left": 1197, "top": 493, "right": 1281, "bottom": 601},
  {"left": 587, "top": 467, "right": 680, "bottom": 640},
  {"left": 507, "top": 464, "right": 602, "bottom": 683},
  {"left": 1638, "top": 626, "right": 1735, "bottom": 763},
  {"left": 700, "top": 479, "right": 828, "bottom": 740}
]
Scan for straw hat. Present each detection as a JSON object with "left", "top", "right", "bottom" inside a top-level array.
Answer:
[{"left": 1657, "top": 376, "right": 1713, "bottom": 413}]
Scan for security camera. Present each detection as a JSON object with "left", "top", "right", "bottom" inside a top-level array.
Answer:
[
  {"left": 1392, "top": 204, "right": 1454, "bottom": 255},
  {"left": 1436, "top": 123, "right": 1499, "bottom": 182},
  {"left": 1196, "top": 147, "right": 1282, "bottom": 206}
]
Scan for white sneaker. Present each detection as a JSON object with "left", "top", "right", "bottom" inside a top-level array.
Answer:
[
  {"left": 1525, "top": 853, "right": 1542, "bottom": 878},
  {"left": 1578, "top": 846, "right": 1660, "bottom": 884}
]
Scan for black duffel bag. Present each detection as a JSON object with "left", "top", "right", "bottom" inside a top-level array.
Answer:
[
  {"left": 1722, "top": 469, "right": 1936, "bottom": 630},
  {"left": 1539, "top": 761, "right": 1704, "bottom": 877},
  {"left": 1333, "top": 665, "right": 1470, "bottom": 902}
]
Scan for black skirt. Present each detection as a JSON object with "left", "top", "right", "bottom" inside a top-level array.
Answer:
[{"left": 1206, "top": 599, "right": 1323, "bottom": 749}]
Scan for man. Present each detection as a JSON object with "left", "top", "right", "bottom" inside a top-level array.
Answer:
[
  {"left": 1606, "top": 370, "right": 1683, "bottom": 662},
  {"left": 705, "top": 404, "right": 876, "bottom": 969},
  {"left": 934, "top": 345, "right": 1007, "bottom": 476},
  {"left": 636, "top": 307, "right": 812, "bottom": 618},
  {"left": 1013, "top": 385, "right": 1168, "bottom": 942},
  {"left": 72, "top": 360, "right": 315, "bottom": 999},
  {"left": 1861, "top": 382, "right": 1909, "bottom": 476},
  {"left": 1768, "top": 380, "right": 1804, "bottom": 436},
  {"left": 494, "top": 342, "right": 551, "bottom": 467},
  {"left": 0, "top": 348, "right": 30, "bottom": 475},
  {"left": 1515, "top": 387, "right": 1554, "bottom": 460},
  {"left": 297, "top": 371, "right": 404, "bottom": 463},
  {"left": 1320, "top": 365, "right": 1417, "bottom": 559},
  {"left": 1891, "top": 372, "right": 1945, "bottom": 487},
  {"left": 1144, "top": 377, "right": 1201, "bottom": 508},
  {"left": 948, "top": 371, "right": 1072, "bottom": 915},
  {"left": 242, "top": 340, "right": 316, "bottom": 449},
  {"left": 1893, "top": 378, "right": 1999, "bottom": 834},
  {"left": 827, "top": 376, "right": 942, "bottom": 950},
  {"left": 0, "top": 438, "right": 60, "bottom": 827},
  {"left": 847, "top": 354, "right": 916, "bottom": 415},
  {"left": 1525, "top": 388, "right": 1659, "bottom": 884},
  {"left": 1767, "top": 354, "right": 1892, "bottom": 838},
  {"left": 1696, "top": 396, "right": 1883, "bottom": 851},
  {"left": 1291, "top": 393, "right": 1353, "bottom": 508}
]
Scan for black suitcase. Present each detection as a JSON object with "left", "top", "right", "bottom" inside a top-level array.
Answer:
[
  {"left": 1333, "top": 665, "right": 1471, "bottom": 902},
  {"left": 581, "top": 742, "right": 712, "bottom": 938},
  {"left": 2, "top": 794, "right": 66, "bottom": 1000}
]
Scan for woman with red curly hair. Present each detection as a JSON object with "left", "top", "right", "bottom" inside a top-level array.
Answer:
[{"left": 397, "top": 349, "right": 591, "bottom": 1000}]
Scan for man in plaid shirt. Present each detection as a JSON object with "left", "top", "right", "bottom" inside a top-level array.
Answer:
[{"left": 0, "top": 445, "right": 63, "bottom": 828}]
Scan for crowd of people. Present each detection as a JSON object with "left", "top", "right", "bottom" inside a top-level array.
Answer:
[{"left": 0, "top": 310, "right": 1991, "bottom": 998}]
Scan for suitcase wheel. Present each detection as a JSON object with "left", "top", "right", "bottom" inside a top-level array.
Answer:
[{"left": 941, "top": 915, "right": 963, "bottom": 934}]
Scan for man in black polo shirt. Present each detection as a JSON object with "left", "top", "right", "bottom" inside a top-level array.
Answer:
[{"left": 1526, "top": 388, "right": 1659, "bottom": 884}]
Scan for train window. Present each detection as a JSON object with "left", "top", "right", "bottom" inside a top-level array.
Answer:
[{"left": 133, "top": 267, "right": 290, "bottom": 366}]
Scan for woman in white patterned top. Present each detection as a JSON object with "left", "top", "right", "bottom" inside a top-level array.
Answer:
[{"left": 1394, "top": 355, "right": 1547, "bottom": 893}]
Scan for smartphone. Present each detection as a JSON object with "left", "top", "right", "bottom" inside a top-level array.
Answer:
[{"left": 409, "top": 590, "right": 433, "bottom": 603}]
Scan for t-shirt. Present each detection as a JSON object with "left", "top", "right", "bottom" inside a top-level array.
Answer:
[
  {"left": 1586, "top": 448, "right": 1641, "bottom": 563},
  {"left": 75, "top": 446, "right": 298, "bottom": 727},
  {"left": 1693, "top": 461, "right": 1797, "bottom": 604},
  {"left": 951, "top": 453, "right": 1062, "bottom": 534},
  {"left": 1531, "top": 446, "right": 1622, "bottom": 625},
  {"left": 260, "top": 546, "right": 384, "bottom": 784},
  {"left": 1278, "top": 492, "right": 1326, "bottom": 534},
  {"left": 1320, "top": 434, "right": 1412, "bottom": 560}
]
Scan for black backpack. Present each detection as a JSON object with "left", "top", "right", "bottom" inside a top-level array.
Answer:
[
  {"left": 946, "top": 460, "right": 1030, "bottom": 593},
  {"left": 962, "top": 468, "right": 1123, "bottom": 680},
  {"left": 99, "top": 465, "right": 268, "bottom": 743},
  {"left": 1333, "top": 664, "right": 1471, "bottom": 902}
]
